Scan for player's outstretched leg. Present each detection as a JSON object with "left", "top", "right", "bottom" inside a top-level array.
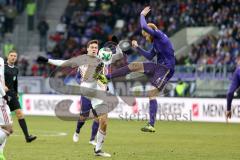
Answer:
[
  {"left": 141, "top": 98, "right": 157, "bottom": 132},
  {"left": 106, "top": 62, "right": 144, "bottom": 79},
  {"left": 94, "top": 114, "right": 111, "bottom": 157},
  {"left": 89, "top": 120, "right": 99, "bottom": 146}
]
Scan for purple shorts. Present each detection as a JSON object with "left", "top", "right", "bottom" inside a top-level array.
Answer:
[
  {"left": 80, "top": 96, "right": 92, "bottom": 117},
  {"left": 143, "top": 63, "right": 174, "bottom": 91}
]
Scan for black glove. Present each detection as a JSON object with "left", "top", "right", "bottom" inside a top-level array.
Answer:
[
  {"left": 36, "top": 56, "right": 49, "bottom": 63},
  {"left": 111, "top": 35, "right": 119, "bottom": 44},
  {"left": 3, "top": 94, "right": 12, "bottom": 103}
]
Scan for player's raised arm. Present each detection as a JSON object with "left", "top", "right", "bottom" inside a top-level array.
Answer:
[
  {"left": 132, "top": 40, "right": 156, "bottom": 60},
  {"left": 37, "top": 56, "right": 78, "bottom": 67},
  {"left": 140, "top": 6, "right": 154, "bottom": 36},
  {"left": 37, "top": 55, "right": 93, "bottom": 67},
  {"left": 48, "top": 59, "right": 67, "bottom": 66},
  {"left": 37, "top": 56, "right": 67, "bottom": 66},
  {"left": 140, "top": 6, "right": 166, "bottom": 40}
]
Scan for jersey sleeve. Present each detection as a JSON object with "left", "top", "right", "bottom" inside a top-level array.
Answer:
[
  {"left": 136, "top": 46, "right": 156, "bottom": 60},
  {"left": 48, "top": 59, "right": 67, "bottom": 66},
  {"left": 14, "top": 68, "right": 18, "bottom": 93},
  {"left": 75, "top": 67, "right": 82, "bottom": 84},
  {"left": 0, "top": 58, "right": 6, "bottom": 97}
]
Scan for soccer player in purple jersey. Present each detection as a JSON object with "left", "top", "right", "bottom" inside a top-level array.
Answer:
[
  {"left": 226, "top": 57, "right": 240, "bottom": 120},
  {"left": 106, "top": 6, "right": 175, "bottom": 132}
]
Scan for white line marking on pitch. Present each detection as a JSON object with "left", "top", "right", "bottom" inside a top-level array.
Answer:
[{"left": 11, "top": 130, "right": 68, "bottom": 137}]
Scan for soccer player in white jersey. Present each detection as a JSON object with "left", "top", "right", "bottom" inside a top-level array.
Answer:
[
  {"left": 37, "top": 39, "right": 123, "bottom": 157},
  {"left": 0, "top": 57, "right": 13, "bottom": 160}
]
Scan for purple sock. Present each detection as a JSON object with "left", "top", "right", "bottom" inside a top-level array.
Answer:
[
  {"left": 149, "top": 99, "right": 158, "bottom": 127},
  {"left": 90, "top": 121, "right": 99, "bottom": 141},
  {"left": 107, "top": 65, "right": 131, "bottom": 79},
  {"left": 227, "top": 90, "right": 235, "bottom": 111},
  {"left": 76, "top": 120, "right": 85, "bottom": 134}
]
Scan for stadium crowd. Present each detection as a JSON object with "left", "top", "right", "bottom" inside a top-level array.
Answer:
[
  {"left": 0, "top": 0, "right": 26, "bottom": 37},
  {"left": 15, "top": 0, "right": 240, "bottom": 76},
  {"left": 179, "top": 2, "right": 240, "bottom": 69},
  {"left": 181, "top": 25, "right": 240, "bottom": 67}
]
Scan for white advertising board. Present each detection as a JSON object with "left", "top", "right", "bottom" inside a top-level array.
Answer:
[{"left": 21, "top": 95, "right": 240, "bottom": 123}]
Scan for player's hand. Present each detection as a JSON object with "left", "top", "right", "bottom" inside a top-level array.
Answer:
[
  {"left": 37, "top": 56, "right": 49, "bottom": 63},
  {"left": 4, "top": 86, "right": 8, "bottom": 92},
  {"left": 140, "top": 6, "right": 151, "bottom": 16},
  {"left": 3, "top": 94, "right": 11, "bottom": 103},
  {"left": 111, "top": 35, "right": 119, "bottom": 44},
  {"left": 225, "top": 110, "right": 232, "bottom": 123},
  {"left": 132, "top": 40, "right": 139, "bottom": 48}
]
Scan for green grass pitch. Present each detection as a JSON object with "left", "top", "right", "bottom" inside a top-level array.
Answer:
[{"left": 5, "top": 116, "right": 240, "bottom": 160}]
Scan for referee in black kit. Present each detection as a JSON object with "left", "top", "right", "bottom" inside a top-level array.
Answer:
[{"left": 5, "top": 50, "right": 37, "bottom": 143}]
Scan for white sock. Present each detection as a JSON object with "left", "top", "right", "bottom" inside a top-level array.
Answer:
[
  {"left": 0, "top": 129, "right": 7, "bottom": 153},
  {"left": 95, "top": 129, "right": 106, "bottom": 151},
  {"left": 0, "top": 139, "right": 6, "bottom": 154}
]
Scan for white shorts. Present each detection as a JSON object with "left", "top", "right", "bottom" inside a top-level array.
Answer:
[
  {"left": 80, "top": 81, "right": 107, "bottom": 108},
  {"left": 0, "top": 98, "right": 13, "bottom": 126}
]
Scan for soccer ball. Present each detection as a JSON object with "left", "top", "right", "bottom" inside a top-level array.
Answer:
[{"left": 98, "top": 47, "right": 113, "bottom": 63}]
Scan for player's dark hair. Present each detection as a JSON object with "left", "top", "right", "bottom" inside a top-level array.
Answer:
[
  {"left": 8, "top": 49, "right": 17, "bottom": 55},
  {"left": 87, "top": 40, "right": 99, "bottom": 48}
]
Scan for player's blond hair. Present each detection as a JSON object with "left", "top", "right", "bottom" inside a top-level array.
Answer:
[
  {"left": 141, "top": 23, "right": 158, "bottom": 36},
  {"left": 141, "top": 23, "right": 157, "bottom": 42},
  {"left": 147, "top": 23, "right": 158, "bottom": 30}
]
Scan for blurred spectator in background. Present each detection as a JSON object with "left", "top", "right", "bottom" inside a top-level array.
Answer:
[
  {"left": 26, "top": 0, "right": 36, "bottom": 31},
  {"left": 37, "top": 17, "right": 49, "bottom": 51},
  {"left": 0, "top": 5, "right": 6, "bottom": 38},
  {"left": 49, "top": 32, "right": 64, "bottom": 44},
  {"left": 0, "top": 1, "right": 23, "bottom": 38},
  {"left": 3, "top": 39, "right": 14, "bottom": 57},
  {"left": 4, "top": 3, "right": 16, "bottom": 33},
  {"left": 0, "top": 0, "right": 6, "bottom": 5},
  {"left": 56, "top": 19, "right": 66, "bottom": 35},
  {"left": 174, "top": 79, "right": 189, "bottom": 97},
  {"left": 18, "top": 55, "right": 29, "bottom": 76},
  {"left": 31, "top": 62, "right": 38, "bottom": 76},
  {"left": 16, "top": 0, "right": 25, "bottom": 14}
]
